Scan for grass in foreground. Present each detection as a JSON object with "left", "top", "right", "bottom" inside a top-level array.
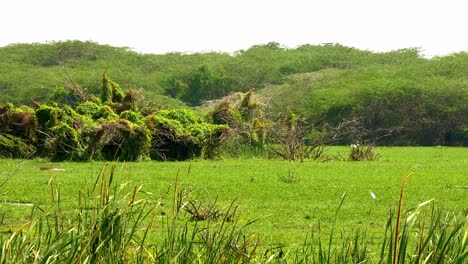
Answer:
[
  {"left": 0, "top": 163, "right": 466, "bottom": 263},
  {"left": 0, "top": 147, "right": 466, "bottom": 262}
]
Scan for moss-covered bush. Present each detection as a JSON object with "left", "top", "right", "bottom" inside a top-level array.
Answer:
[
  {"left": 0, "top": 133, "right": 36, "bottom": 158},
  {"left": 209, "top": 91, "right": 266, "bottom": 149},
  {"left": 1, "top": 104, "right": 37, "bottom": 144},
  {"left": 91, "top": 119, "right": 150, "bottom": 161},
  {"left": 35, "top": 104, "right": 60, "bottom": 129},
  {"left": 1, "top": 92, "right": 230, "bottom": 161},
  {"left": 100, "top": 72, "right": 124, "bottom": 104},
  {"left": 0, "top": 104, "right": 14, "bottom": 133},
  {"left": 147, "top": 109, "right": 229, "bottom": 160},
  {"left": 76, "top": 101, "right": 101, "bottom": 117},
  {"left": 46, "top": 123, "right": 83, "bottom": 161},
  {"left": 1, "top": 99, "right": 233, "bottom": 161},
  {"left": 94, "top": 105, "right": 118, "bottom": 122},
  {"left": 119, "top": 110, "right": 144, "bottom": 125}
]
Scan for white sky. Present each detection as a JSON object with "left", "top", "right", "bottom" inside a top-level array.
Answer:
[{"left": 1, "top": 0, "right": 467, "bottom": 57}]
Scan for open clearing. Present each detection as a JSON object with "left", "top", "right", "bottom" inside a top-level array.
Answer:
[{"left": 0, "top": 147, "right": 466, "bottom": 249}]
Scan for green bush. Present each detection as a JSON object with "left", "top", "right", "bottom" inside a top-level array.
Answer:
[
  {"left": 209, "top": 91, "right": 266, "bottom": 149},
  {"left": 147, "top": 109, "right": 229, "bottom": 160},
  {"left": 0, "top": 104, "right": 37, "bottom": 145},
  {"left": 100, "top": 72, "right": 124, "bottom": 103},
  {"left": 1, "top": 100, "right": 233, "bottom": 161},
  {"left": 119, "top": 110, "right": 144, "bottom": 125},
  {"left": 91, "top": 119, "right": 150, "bottom": 161},
  {"left": 35, "top": 104, "right": 60, "bottom": 129},
  {"left": 94, "top": 105, "right": 118, "bottom": 122},
  {"left": 47, "top": 123, "right": 83, "bottom": 161},
  {"left": 76, "top": 101, "right": 100, "bottom": 116},
  {"left": 0, "top": 133, "right": 35, "bottom": 158}
]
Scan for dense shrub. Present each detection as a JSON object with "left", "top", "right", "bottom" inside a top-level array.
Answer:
[
  {"left": 147, "top": 109, "right": 229, "bottom": 160},
  {"left": 0, "top": 74, "right": 230, "bottom": 161},
  {"left": 91, "top": 119, "right": 151, "bottom": 161},
  {"left": 94, "top": 105, "right": 118, "bottom": 122},
  {"left": 322, "top": 73, "right": 468, "bottom": 145},
  {"left": 35, "top": 104, "right": 60, "bottom": 129},
  {"left": 119, "top": 110, "right": 144, "bottom": 125},
  {"left": 76, "top": 101, "right": 101, "bottom": 116},
  {"left": 209, "top": 91, "right": 266, "bottom": 149},
  {"left": 100, "top": 72, "right": 124, "bottom": 104},
  {"left": 46, "top": 123, "right": 83, "bottom": 161},
  {"left": 0, "top": 104, "right": 37, "bottom": 145},
  {"left": 0, "top": 133, "right": 35, "bottom": 158}
]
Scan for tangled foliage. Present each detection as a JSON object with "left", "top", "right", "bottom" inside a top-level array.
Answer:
[
  {"left": 93, "top": 105, "right": 118, "bottom": 122},
  {"left": 0, "top": 72, "right": 232, "bottom": 161},
  {"left": 0, "top": 104, "right": 37, "bottom": 158},
  {"left": 76, "top": 101, "right": 100, "bottom": 117},
  {"left": 268, "top": 110, "right": 309, "bottom": 161},
  {"left": 0, "top": 133, "right": 36, "bottom": 158},
  {"left": 0, "top": 73, "right": 234, "bottom": 161},
  {"left": 36, "top": 104, "right": 60, "bottom": 129},
  {"left": 0, "top": 72, "right": 387, "bottom": 162},
  {"left": 92, "top": 119, "right": 151, "bottom": 161},
  {"left": 209, "top": 90, "right": 266, "bottom": 149},
  {"left": 46, "top": 123, "right": 83, "bottom": 161},
  {"left": 100, "top": 72, "right": 124, "bottom": 104},
  {"left": 147, "top": 109, "right": 229, "bottom": 160},
  {"left": 348, "top": 143, "right": 379, "bottom": 161},
  {"left": 119, "top": 110, "right": 144, "bottom": 125},
  {"left": 1, "top": 104, "right": 37, "bottom": 144}
]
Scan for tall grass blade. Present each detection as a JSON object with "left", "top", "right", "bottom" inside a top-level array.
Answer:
[{"left": 393, "top": 172, "right": 413, "bottom": 264}]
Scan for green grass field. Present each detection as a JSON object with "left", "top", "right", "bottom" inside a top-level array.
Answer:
[{"left": 0, "top": 147, "right": 466, "bottom": 256}]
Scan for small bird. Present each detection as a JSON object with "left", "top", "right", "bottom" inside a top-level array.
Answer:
[{"left": 369, "top": 190, "right": 376, "bottom": 200}]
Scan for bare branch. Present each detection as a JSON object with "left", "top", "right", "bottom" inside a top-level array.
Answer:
[{"left": 59, "top": 62, "right": 92, "bottom": 102}]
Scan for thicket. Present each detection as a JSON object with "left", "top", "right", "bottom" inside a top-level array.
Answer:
[
  {"left": 2, "top": 79, "right": 348, "bottom": 161},
  {"left": 259, "top": 53, "right": 468, "bottom": 146},
  {"left": 0, "top": 74, "right": 231, "bottom": 161},
  {"left": 208, "top": 90, "right": 267, "bottom": 149},
  {"left": 1, "top": 41, "right": 466, "bottom": 146}
]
